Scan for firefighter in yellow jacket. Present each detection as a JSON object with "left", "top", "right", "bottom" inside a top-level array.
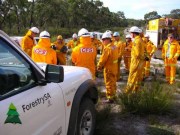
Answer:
[
  {"left": 21, "top": 27, "right": 39, "bottom": 57},
  {"left": 32, "top": 31, "right": 57, "bottom": 65},
  {"left": 125, "top": 26, "right": 145, "bottom": 93},
  {"left": 123, "top": 34, "right": 133, "bottom": 72},
  {"left": 52, "top": 35, "right": 67, "bottom": 65},
  {"left": 71, "top": 28, "right": 97, "bottom": 79},
  {"left": 113, "top": 32, "right": 125, "bottom": 81},
  {"left": 90, "top": 32, "right": 103, "bottom": 53},
  {"left": 97, "top": 32, "right": 119, "bottom": 103},
  {"left": 144, "top": 34, "right": 157, "bottom": 78},
  {"left": 66, "top": 33, "right": 79, "bottom": 65},
  {"left": 66, "top": 33, "right": 80, "bottom": 52},
  {"left": 162, "top": 33, "right": 180, "bottom": 84}
]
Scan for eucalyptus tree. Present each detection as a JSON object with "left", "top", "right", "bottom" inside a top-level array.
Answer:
[
  {"left": 0, "top": 0, "right": 10, "bottom": 29},
  {"left": 34, "top": 0, "right": 69, "bottom": 29},
  {"left": 144, "top": 11, "right": 161, "bottom": 21},
  {"left": 0, "top": 0, "right": 29, "bottom": 33},
  {"left": 169, "top": 9, "right": 180, "bottom": 19}
]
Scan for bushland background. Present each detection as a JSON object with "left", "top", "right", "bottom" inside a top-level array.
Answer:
[{"left": 0, "top": 0, "right": 180, "bottom": 39}]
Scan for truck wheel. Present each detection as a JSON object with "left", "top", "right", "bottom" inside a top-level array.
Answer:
[{"left": 76, "top": 98, "right": 96, "bottom": 135}]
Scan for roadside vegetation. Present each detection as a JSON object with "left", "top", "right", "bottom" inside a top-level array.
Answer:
[
  {"left": 119, "top": 81, "right": 174, "bottom": 115},
  {"left": 1, "top": 0, "right": 179, "bottom": 38},
  {"left": 95, "top": 69, "right": 180, "bottom": 135}
]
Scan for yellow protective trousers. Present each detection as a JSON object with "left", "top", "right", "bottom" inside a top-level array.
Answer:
[
  {"left": 123, "top": 42, "right": 132, "bottom": 71},
  {"left": 97, "top": 43, "right": 119, "bottom": 99},
  {"left": 125, "top": 36, "right": 145, "bottom": 92},
  {"left": 162, "top": 39, "right": 180, "bottom": 84},
  {"left": 117, "top": 58, "right": 121, "bottom": 80},
  {"left": 114, "top": 40, "right": 125, "bottom": 80},
  {"left": 104, "top": 70, "right": 117, "bottom": 100},
  {"left": 124, "top": 56, "right": 131, "bottom": 71},
  {"left": 144, "top": 58, "right": 152, "bottom": 77},
  {"left": 164, "top": 58, "right": 177, "bottom": 84},
  {"left": 126, "top": 57, "right": 144, "bottom": 92}
]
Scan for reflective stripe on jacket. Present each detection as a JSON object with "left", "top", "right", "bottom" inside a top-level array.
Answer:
[
  {"left": 162, "top": 39, "right": 180, "bottom": 60},
  {"left": 97, "top": 43, "right": 119, "bottom": 74}
]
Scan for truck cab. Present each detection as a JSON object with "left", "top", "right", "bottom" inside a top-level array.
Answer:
[
  {"left": 0, "top": 30, "right": 98, "bottom": 135},
  {"left": 146, "top": 18, "right": 180, "bottom": 59}
]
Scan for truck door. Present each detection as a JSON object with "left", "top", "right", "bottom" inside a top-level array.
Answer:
[{"left": 0, "top": 36, "right": 66, "bottom": 135}]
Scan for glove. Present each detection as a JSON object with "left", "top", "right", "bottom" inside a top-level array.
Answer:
[
  {"left": 60, "top": 46, "right": 68, "bottom": 53},
  {"left": 51, "top": 45, "right": 56, "bottom": 50},
  {"left": 144, "top": 56, "right": 150, "bottom": 61}
]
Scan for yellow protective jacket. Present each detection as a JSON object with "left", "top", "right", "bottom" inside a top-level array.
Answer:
[
  {"left": 97, "top": 43, "right": 119, "bottom": 74},
  {"left": 124, "top": 41, "right": 133, "bottom": 58},
  {"left": 126, "top": 36, "right": 145, "bottom": 92},
  {"left": 32, "top": 38, "right": 57, "bottom": 65},
  {"left": 71, "top": 36, "right": 97, "bottom": 79},
  {"left": 66, "top": 39, "right": 80, "bottom": 49},
  {"left": 162, "top": 39, "right": 180, "bottom": 61},
  {"left": 21, "top": 30, "right": 36, "bottom": 57},
  {"left": 91, "top": 38, "right": 102, "bottom": 50},
  {"left": 146, "top": 40, "right": 157, "bottom": 56},
  {"left": 114, "top": 40, "right": 125, "bottom": 59},
  {"left": 53, "top": 40, "right": 67, "bottom": 65},
  {"left": 131, "top": 36, "right": 145, "bottom": 60}
]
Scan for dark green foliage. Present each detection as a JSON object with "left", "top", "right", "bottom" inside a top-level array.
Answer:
[
  {"left": 119, "top": 82, "right": 173, "bottom": 114},
  {"left": 147, "top": 126, "right": 175, "bottom": 135},
  {"left": 176, "top": 66, "right": 180, "bottom": 79},
  {"left": 0, "top": 0, "right": 144, "bottom": 36}
]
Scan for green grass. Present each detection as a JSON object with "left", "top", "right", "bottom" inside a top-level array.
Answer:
[
  {"left": 147, "top": 125, "right": 175, "bottom": 135},
  {"left": 118, "top": 81, "right": 174, "bottom": 114},
  {"left": 176, "top": 66, "right": 180, "bottom": 79},
  {"left": 176, "top": 81, "right": 180, "bottom": 89}
]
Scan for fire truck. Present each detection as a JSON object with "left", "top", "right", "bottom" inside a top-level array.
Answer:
[{"left": 145, "top": 18, "right": 180, "bottom": 59}]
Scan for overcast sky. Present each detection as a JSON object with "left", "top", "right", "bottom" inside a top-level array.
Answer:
[{"left": 100, "top": 0, "right": 180, "bottom": 19}]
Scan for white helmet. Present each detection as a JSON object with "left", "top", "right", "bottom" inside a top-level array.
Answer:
[
  {"left": 90, "top": 32, "right": 95, "bottom": 38},
  {"left": 90, "top": 34, "right": 93, "bottom": 38},
  {"left": 78, "top": 28, "right": 90, "bottom": 37},
  {"left": 129, "top": 26, "right": 141, "bottom": 33},
  {"left": 113, "top": 32, "right": 120, "bottom": 37},
  {"left": 144, "top": 34, "right": 149, "bottom": 38},
  {"left": 102, "top": 32, "right": 112, "bottom": 39},
  {"left": 106, "top": 30, "right": 112, "bottom": 35},
  {"left": 126, "top": 34, "right": 131, "bottom": 39},
  {"left": 139, "top": 28, "right": 142, "bottom": 33},
  {"left": 30, "top": 27, "right": 39, "bottom": 34},
  {"left": 39, "top": 31, "right": 50, "bottom": 38},
  {"left": 72, "top": 33, "right": 78, "bottom": 38}
]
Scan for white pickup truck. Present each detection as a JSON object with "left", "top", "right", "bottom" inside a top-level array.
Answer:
[{"left": 0, "top": 30, "right": 98, "bottom": 135}]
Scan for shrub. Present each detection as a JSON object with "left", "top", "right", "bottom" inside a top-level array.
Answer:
[
  {"left": 176, "top": 66, "right": 180, "bottom": 79},
  {"left": 118, "top": 82, "right": 174, "bottom": 114}
]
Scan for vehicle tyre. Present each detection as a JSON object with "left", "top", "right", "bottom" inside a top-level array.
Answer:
[{"left": 76, "top": 98, "right": 96, "bottom": 135}]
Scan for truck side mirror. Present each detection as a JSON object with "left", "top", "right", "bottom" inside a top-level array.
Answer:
[{"left": 45, "top": 65, "right": 64, "bottom": 83}]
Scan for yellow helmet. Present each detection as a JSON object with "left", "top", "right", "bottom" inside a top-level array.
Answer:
[{"left": 57, "top": 35, "right": 63, "bottom": 40}]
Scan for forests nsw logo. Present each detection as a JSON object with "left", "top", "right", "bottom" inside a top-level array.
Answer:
[{"left": 4, "top": 103, "right": 22, "bottom": 124}]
